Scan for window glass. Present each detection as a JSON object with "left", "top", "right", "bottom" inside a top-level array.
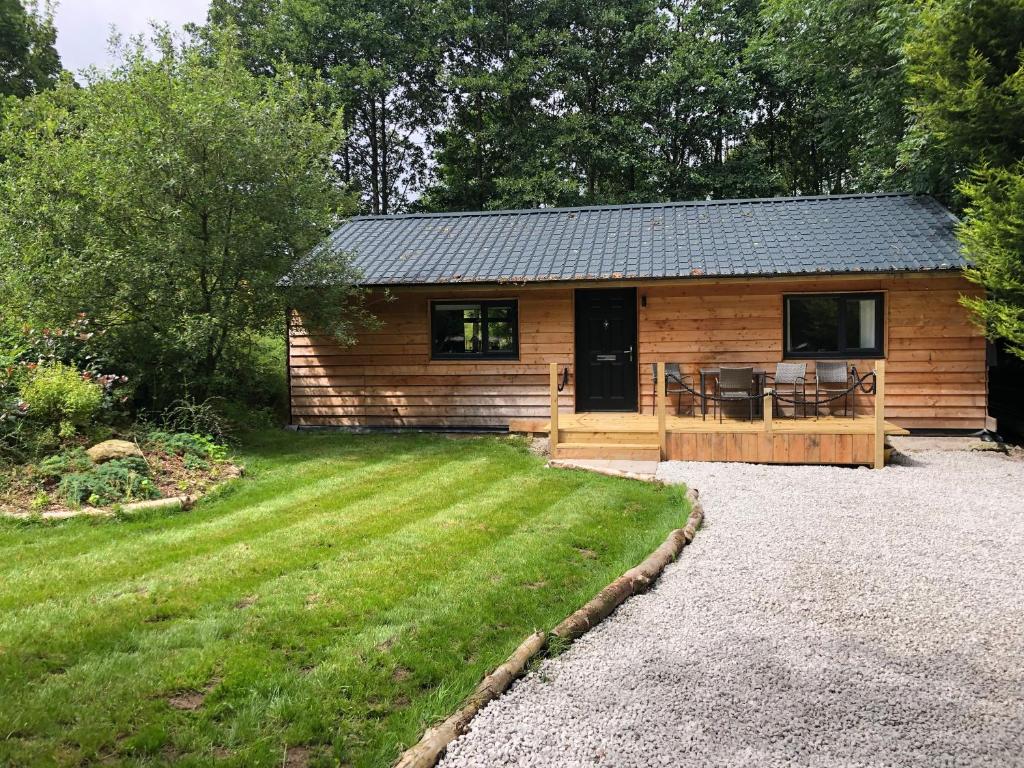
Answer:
[
  {"left": 431, "top": 301, "right": 518, "bottom": 359},
  {"left": 784, "top": 293, "right": 883, "bottom": 358},
  {"left": 846, "top": 298, "right": 877, "bottom": 350},
  {"left": 486, "top": 320, "right": 514, "bottom": 352},
  {"left": 432, "top": 304, "right": 481, "bottom": 354},
  {"left": 787, "top": 296, "right": 841, "bottom": 355}
]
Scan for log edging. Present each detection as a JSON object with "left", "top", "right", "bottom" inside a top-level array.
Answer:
[{"left": 392, "top": 485, "right": 705, "bottom": 768}]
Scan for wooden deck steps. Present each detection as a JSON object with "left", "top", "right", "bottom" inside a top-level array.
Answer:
[{"left": 552, "top": 442, "right": 662, "bottom": 461}]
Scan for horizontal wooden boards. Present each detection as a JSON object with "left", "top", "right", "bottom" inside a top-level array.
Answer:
[
  {"left": 289, "top": 274, "right": 987, "bottom": 430},
  {"left": 636, "top": 274, "right": 987, "bottom": 430}
]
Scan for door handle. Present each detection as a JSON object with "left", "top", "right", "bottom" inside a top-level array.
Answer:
[{"left": 624, "top": 346, "right": 634, "bottom": 362}]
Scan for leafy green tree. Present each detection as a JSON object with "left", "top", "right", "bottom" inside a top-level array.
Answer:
[
  {"left": 747, "top": 0, "right": 913, "bottom": 195},
  {"left": 421, "top": 0, "right": 564, "bottom": 210},
  {"left": 426, "top": 0, "right": 766, "bottom": 210},
  {"left": 0, "top": 0, "right": 60, "bottom": 98},
  {"left": 903, "top": 0, "right": 1024, "bottom": 207},
  {"left": 958, "top": 165, "right": 1024, "bottom": 359},
  {"left": 208, "top": 0, "right": 444, "bottom": 214},
  {"left": 649, "top": 0, "right": 775, "bottom": 200},
  {"left": 903, "top": 0, "right": 1024, "bottom": 358},
  {"left": 0, "top": 30, "right": 370, "bottom": 407}
]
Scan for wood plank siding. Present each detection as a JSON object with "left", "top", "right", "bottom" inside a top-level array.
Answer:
[{"left": 288, "top": 273, "right": 987, "bottom": 431}]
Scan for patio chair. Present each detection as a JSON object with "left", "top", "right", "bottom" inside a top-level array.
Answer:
[
  {"left": 650, "top": 363, "right": 696, "bottom": 417},
  {"left": 814, "top": 360, "right": 854, "bottom": 418},
  {"left": 768, "top": 362, "right": 807, "bottom": 418},
  {"left": 713, "top": 366, "right": 756, "bottom": 423}
]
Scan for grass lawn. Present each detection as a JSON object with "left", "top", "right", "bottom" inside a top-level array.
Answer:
[{"left": 0, "top": 431, "right": 687, "bottom": 767}]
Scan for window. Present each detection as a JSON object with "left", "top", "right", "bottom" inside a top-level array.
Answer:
[
  {"left": 784, "top": 293, "right": 884, "bottom": 358},
  {"left": 431, "top": 300, "right": 518, "bottom": 360}
]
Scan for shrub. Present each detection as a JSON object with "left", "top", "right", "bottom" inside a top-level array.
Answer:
[
  {"left": 35, "top": 448, "right": 92, "bottom": 481},
  {"left": 145, "top": 430, "right": 227, "bottom": 463},
  {"left": 19, "top": 363, "right": 103, "bottom": 432},
  {"left": 58, "top": 457, "right": 158, "bottom": 507},
  {"left": 162, "top": 398, "right": 230, "bottom": 444}
]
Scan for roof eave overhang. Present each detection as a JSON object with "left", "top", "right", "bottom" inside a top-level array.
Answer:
[{"left": 353, "top": 265, "right": 967, "bottom": 290}]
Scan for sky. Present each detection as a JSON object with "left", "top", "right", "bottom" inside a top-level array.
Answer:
[{"left": 53, "top": 0, "right": 212, "bottom": 74}]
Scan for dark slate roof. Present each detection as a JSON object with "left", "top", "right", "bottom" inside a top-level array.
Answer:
[{"left": 297, "top": 193, "right": 964, "bottom": 286}]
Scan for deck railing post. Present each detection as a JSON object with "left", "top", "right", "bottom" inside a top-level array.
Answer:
[
  {"left": 873, "top": 359, "right": 886, "bottom": 469},
  {"left": 657, "top": 361, "right": 666, "bottom": 460},
  {"left": 763, "top": 388, "right": 773, "bottom": 434},
  {"left": 549, "top": 362, "right": 559, "bottom": 451}
]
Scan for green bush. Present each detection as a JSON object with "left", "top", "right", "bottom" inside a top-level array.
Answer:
[
  {"left": 18, "top": 363, "right": 103, "bottom": 433},
  {"left": 35, "top": 448, "right": 92, "bottom": 481},
  {"left": 162, "top": 398, "right": 231, "bottom": 444},
  {"left": 58, "top": 457, "right": 159, "bottom": 507},
  {"left": 145, "top": 430, "right": 227, "bottom": 463}
]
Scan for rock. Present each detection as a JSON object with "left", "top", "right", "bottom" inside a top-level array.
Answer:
[{"left": 86, "top": 439, "right": 143, "bottom": 464}]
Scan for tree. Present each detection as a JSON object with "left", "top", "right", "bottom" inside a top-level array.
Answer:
[
  {"left": 0, "top": 0, "right": 60, "bottom": 98},
  {"left": 208, "top": 0, "right": 444, "bottom": 214},
  {"left": 747, "top": 0, "right": 913, "bottom": 195},
  {"left": 0, "top": 30, "right": 370, "bottom": 407},
  {"left": 421, "top": 0, "right": 564, "bottom": 211},
  {"left": 958, "top": 165, "right": 1024, "bottom": 359},
  {"left": 903, "top": 0, "right": 1024, "bottom": 207},
  {"left": 903, "top": 0, "right": 1024, "bottom": 359},
  {"left": 648, "top": 0, "right": 775, "bottom": 200}
]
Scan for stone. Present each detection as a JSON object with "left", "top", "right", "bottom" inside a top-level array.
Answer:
[{"left": 86, "top": 439, "right": 143, "bottom": 464}]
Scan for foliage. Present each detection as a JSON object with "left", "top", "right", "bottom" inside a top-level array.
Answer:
[
  {"left": 0, "top": 28, "right": 373, "bottom": 410},
  {"left": 749, "top": 0, "right": 914, "bottom": 194},
  {"left": 0, "top": 431, "right": 686, "bottom": 765},
  {"left": 145, "top": 429, "right": 229, "bottom": 463},
  {"left": 958, "top": 164, "right": 1024, "bottom": 360},
  {"left": 161, "top": 398, "right": 231, "bottom": 445},
  {"left": 419, "top": 0, "right": 916, "bottom": 208},
  {"left": 34, "top": 447, "right": 91, "bottom": 481},
  {"left": 17, "top": 363, "right": 103, "bottom": 433},
  {"left": 208, "top": 0, "right": 444, "bottom": 214},
  {"left": 0, "top": 0, "right": 61, "bottom": 99},
  {"left": 0, "top": 318, "right": 128, "bottom": 463},
  {"left": 903, "top": 0, "right": 1024, "bottom": 356},
  {"left": 210, "top": 333, "right": 288, "bottom": 422},
  {"left": 903, "top": 0, "right": 1024, "bottom": 207},
  {"left": 57, "top": 456, "right": 159, "bottom": 507}
]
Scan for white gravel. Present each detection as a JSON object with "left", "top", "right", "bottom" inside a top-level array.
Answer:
[{"left": 439, "top": 450, "right": 1024, "bottom": 767}]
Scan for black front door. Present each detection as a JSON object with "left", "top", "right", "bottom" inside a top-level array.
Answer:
[{"left": 574, "top": 288, "right": 638, "bottom": 412}]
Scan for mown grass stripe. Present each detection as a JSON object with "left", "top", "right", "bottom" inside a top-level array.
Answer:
[
  {"left": 0, "top": 436, "right": 449, "bottom": 581},
  {"left": 0, "top": 432, "right": 685, "bottom": 767},
  {"left": 0, "top": 439, "right": 468, "bottom": 609},
  {"left": 0, "top": 452, "right": 509, "bottom": 681}
]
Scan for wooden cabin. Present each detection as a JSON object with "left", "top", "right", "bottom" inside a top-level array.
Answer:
[{"left": 287, "top": 193, "right": 988, "bottom": 466}]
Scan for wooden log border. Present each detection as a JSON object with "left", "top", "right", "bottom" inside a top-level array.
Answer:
[{"left": 393, "top": 485, "right": 705, "bottom": 768}]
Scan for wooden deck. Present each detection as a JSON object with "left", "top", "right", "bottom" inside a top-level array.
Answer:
[
  {"left": 511, "top": 413, "right": 908, "bottom": 465},
  {"left": 511, "top": 360, "right": 905, "bottom": 466}
]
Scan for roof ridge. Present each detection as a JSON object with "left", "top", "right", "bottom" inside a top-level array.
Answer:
[{"left": 348, "top": 192, "right": 921, "bottom": 222}]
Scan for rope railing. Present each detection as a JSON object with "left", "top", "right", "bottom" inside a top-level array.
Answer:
[
  {"left": 663, "top": 368, "right": 878, "bottom": 410},
  {"left": 772, "top": 368, "right": 877, "bottom": 408}
]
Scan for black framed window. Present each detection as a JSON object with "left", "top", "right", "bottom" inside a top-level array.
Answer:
[
  {"left": 430, "top": 300, "right": 519, "bottom": 360},
  {"left": 784, "top": 293, "right": 884, "bottom": 359}
]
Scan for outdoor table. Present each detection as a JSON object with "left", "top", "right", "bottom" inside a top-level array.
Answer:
[{"left": 699, "top": 367, "right": 767, "bottom": 418}]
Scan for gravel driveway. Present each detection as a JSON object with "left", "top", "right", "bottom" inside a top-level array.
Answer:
[{"left": 440, "top": 449, "right": 1024, "bottom": 767}]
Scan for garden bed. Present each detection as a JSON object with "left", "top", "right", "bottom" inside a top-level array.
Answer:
[{"left": 0, "top": 430, "right": 242, "bottom": 518}]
